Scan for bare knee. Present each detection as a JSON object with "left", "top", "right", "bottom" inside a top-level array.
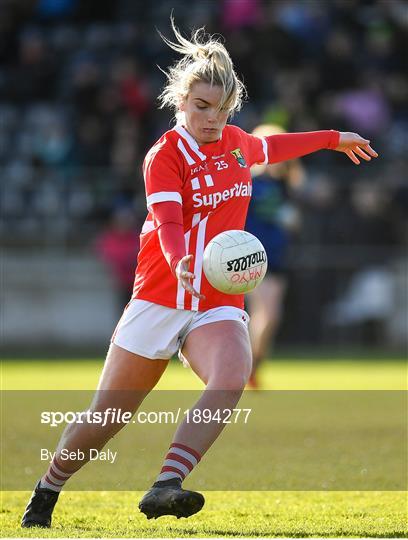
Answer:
[
  {"left": 183, "top": 320, "right": 253, "bottom": 390},
  {"left": 208, "top": 359, "right": 252, "bottom": 390},
  {"left": 215, "top": 373, "right": 248, "bottom": 391}
]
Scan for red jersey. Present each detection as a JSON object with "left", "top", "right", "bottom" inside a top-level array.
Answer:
[
  {"left": 132, "top": 124, "right": 338, "bottom": 311},
  {"left": 132, "top": 123, "right": 267, "bottom": 311}
]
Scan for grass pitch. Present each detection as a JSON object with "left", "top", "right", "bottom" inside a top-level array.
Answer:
[
  {"left": 1, "top": 357, "right": 407, "bottom": 538},
  {"left": 2, "top": 491, "right": 407, "bottom": 538}
]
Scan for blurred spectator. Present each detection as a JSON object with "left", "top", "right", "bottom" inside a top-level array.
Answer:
[
  {"left": 2, "top": 0, "right": 406, "bottom": 244},
  {"left": 111, "top": 58, "right": 151, "bottom": 120},
  {"left": 221, "top": 0, "right": 262, "bottom": 31},
  {"left": 74, "top": 115, "right": 110, "bottom": 167},
  {"left": 36, "top": 0, "right": 78, "bottom": 20},
  {"left": 95, "top": 207, "right": 140, "bottom": 313},
  {"left": 1, "top": 0, "right": 407, "bottom": 347},
  {"left": 70, "top": 55, "right": 103, "bottom": 116},
  {"left": 246, "top": 123, "right": 305, "bottom": 388},
  {"left": 7, "top": 29, "right": 58, "bottom": 103},
  {"left": 319, "top": 28, "right": 358, "bottom": 92},
  {"left": 325, "top": 267, "right": 394, "bottom": 345}
]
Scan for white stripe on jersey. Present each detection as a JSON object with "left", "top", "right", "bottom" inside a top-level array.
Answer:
[
  {"left": 191, "top": 177, "right": 200, "bottom": 190},
  {"left": 204, "top": 174, "right": 214, "bottom": 187},
  {"left": 191, "top": 215, "right": 208, "bottom": 311},
  {"left": 260, "top": 137, "right": 268, "bottom": 164},
  {"left": 146, "top": 191, "right": 182, "bottom": 210},
  {"left": 141, "top": 220, "right": 156, "bottom": 234},
  {"left": 177, "top": 139, "right": 195, "bottom": 165},
  {"left": 176, "top": 213, "right": 201, "bottom": 310},
  {"left": 176, "top": 232, "right": 188, "bottom": 310},
  {"left": 175, "top": 125, "right": 206, "bottom": 162}
]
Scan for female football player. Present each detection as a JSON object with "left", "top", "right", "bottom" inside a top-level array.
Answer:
[
  {"left": 246, "top": 123, "right": 305, "bottom": 388},
  {"left": 22, "top": 19, "right": 377, "bottom": 527}
]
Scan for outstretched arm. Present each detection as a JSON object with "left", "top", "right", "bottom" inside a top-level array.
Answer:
[{"left": 264, "top": 130, "right": 378, "bottom": 165}]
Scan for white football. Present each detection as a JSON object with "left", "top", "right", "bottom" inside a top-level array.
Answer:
[{"left": 203, "top": 230, "right": 268, "bottom": 294}]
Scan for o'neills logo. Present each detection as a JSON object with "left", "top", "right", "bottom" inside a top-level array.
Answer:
[
  {"left": 226, "top": 251, "right": 266, "bottom": 272},
  {"left": 193, "top": 181, "right": 252, "bottom": 209}
]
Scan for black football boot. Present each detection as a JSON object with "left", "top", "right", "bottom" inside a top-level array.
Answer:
[
  {"left": 21, "top": 481, "right": 60, "bottom": 528},
  {"left": 139, "top": 478, "right": 205, "bottom": 519}
]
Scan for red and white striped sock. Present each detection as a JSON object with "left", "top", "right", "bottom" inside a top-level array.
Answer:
[
  {"left": 40, "top": 457, "right": 75, "bottom": 492},
  {"left": 156, "top": 443, "right": 201, "bottom": 483}
]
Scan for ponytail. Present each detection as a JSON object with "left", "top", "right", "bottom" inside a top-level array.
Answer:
[{"left": 158, "top": 17, "right": 246, "bottom": 115}]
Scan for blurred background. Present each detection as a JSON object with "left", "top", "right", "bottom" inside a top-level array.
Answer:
[{"left": 1, "top": 0, "right": 407, "bottom": 356}]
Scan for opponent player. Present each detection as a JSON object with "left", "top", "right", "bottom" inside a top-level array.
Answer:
[
  {"left": 22, "top": 20, "right": 378, "bottom": 526},
  {"left": 246, "top": 124, "right": 305, "bottom": 388}
]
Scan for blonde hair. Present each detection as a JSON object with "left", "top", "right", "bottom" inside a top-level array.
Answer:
[{"left": 158, "top": 18, "right": 246, "bottom": 115}]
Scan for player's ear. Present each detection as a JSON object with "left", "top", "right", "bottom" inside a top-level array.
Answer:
[{"left": 178, "top": 94, "right": 186, "bottom": 112}]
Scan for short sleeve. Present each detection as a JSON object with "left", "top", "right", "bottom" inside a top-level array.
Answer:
[
  {"left": 245, "top": 133, "right": 269, "bottom": 167},
  {"left": 143, "top": 142, "right": 183, "bottom": 212},
  {"left": 232, "top": 127, "right": 268, "bottom": 167}
]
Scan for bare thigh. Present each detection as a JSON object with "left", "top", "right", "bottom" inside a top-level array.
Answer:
[
  {"left": 97, "top": 343, "right": 168, "bottom": 391},
  {"left": 181, "top": 320, "right": 252, "bottom": 389},
  {"left": 91, "top": 343, "right": 169, "bottom": 413}
]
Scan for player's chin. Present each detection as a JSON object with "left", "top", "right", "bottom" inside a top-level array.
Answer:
[{"left": 201, "top": 128, "right": 220, "bottom": 142}]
